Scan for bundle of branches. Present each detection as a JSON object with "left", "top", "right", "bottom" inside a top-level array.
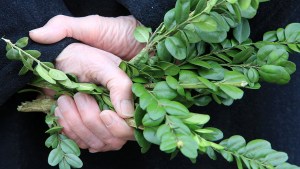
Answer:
[{"left": 2, "top": 0, "right": 300, "bottom": 169}]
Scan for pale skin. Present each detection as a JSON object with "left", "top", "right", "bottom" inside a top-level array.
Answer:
[{"left": 29, "top": 15, "right": 145, "bottom": 152}]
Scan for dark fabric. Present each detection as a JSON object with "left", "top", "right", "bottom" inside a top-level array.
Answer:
[
  {"left": 0, "top": 0, "right": 75, "bottom": 105},
  {"left": 0, "top": 0, "right": 300, "bottom": 169},
  {"left": 116, "top": 0, "right": 176, "bottom": 28}
]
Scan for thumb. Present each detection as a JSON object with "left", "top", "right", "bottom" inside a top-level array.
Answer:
[{"left": 29, "top": 15, "right": 103, "bottom": 44}]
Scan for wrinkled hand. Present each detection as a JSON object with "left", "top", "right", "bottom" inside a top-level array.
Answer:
[
  {"left": 53, "top": 43, "right": 135, "bottom": 152},
  {"left": 29, "top": 15, "right": 144, "bottom": 60}
]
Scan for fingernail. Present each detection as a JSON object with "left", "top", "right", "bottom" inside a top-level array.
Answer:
[
  {"left": 57, "top": 95, "right": 71, "bottom": 112},
  {"left": 101, "top": 112, "right": 114, "bottom": 127},
  {"left": 89, "top": 149, "right": 98, "bottom": 153},
  {"left": 74, "top": 93, "right": 88, "bottom": 109},
  {"left": 29, "top": 28, "right": 40, "bottom": 34},
  {"left": 54, "top": 107, "right": 63, "bottom": 119},
  {"left": 120, "top": 99, "right": 134, "bottom": 117}
]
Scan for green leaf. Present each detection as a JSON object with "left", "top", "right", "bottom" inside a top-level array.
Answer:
[
  {"left": 193, "top": 96, "right": 212, "bottom": 106},
  {"left": 139, "top": 92, "right": 156, "bottom": 110},
  {"left": 199, "top": 62, "right": 225, "bottom": 80},
  {"left": 134, "top": 26, "right": 151, "bottom": 43},
  {"left": 178, "top": 135, "right": 198, "bottom": 159},
  {"left": 6, "top": 48, "right": 20, "bottom": 60},
  {"left": 153, "top": 81, "right": 177, "bottom": 100},
  {"left": 59, "top": 160, "right": 71, "bottom": 169},
  {"left": 188, "top": 58, "right": 212, "bottom": 69},
  {"left": 265, "top": 152, "right": 288, "bottom": 166},
  {"left": 134, "top": 105, "right": 146, "bottom": 127},
  {"left": 146, "top": 101, "right": 166, "bottom": 120},
  {"left": 182, "top": 26, "right": 202, "bottom": 43},
  {"left": 238, "top": 0, "right": 251, "bottom": 10},
  {"left": 206, "top": 147, "right": 217, "bottom": 160},
  {"left": 196, "top": 29, "right": 227, "bottom": 43},
  {"left": 279, "top": 61, "right": 296, "bottom": 74},
  {"left": 166, "top": 76, "right": 179, "bottom": 90},
  {"left": 194, "top": 0, "right": 207, "bottom": 14},
  {"left": 48, "top": 148, "right": 64, "bottom": 166},
  {"left": 175, "top": 0, "right": 190, "bottom": 24},
  {"left": 157, "top": 61, "right": 180, "bottom": 76},
  {"left": 227, "top": 135, "right": 246, "bottom": 151},
  {"left": 160, "top": 99, "right": 189, "bottom": 117},
  {"left": 165, "top": 37, "right": 187, "bottom": 60},
  {"left": 164, "top": 9, "right": 176, "bottom": 30},
  {"left": 263, "top": 31, "right": 278, "bottom": 42},
  {"left": 143, "top": 127, "right": 160, "bottom": 145},
  {"left": 285, "top": 23, "right": 300, "bottom": 43},
  {"left": 220, "top": 150, "right": 234, "bottom": 162},
  {"left": 157, "top": 41, "right": 172, "bottom": 62},
  {"left": 45, "top": 126, "right": 63, "bottom": 134},
  {"left": 18, "top": 66, "right": 29, "bottom": 75},
  {"left": 132, "top": 83, "right": 147, "bottom": 97},
  {"left": 134, "top": 129, "right": 151, "bottom": 153},
  {"left": 200, "top": 127, "right": 223, "bottom": 141},
  {"left": 210, "top": 12, "right": 230, "bottom": 32},
  {"left": 192, "top": 14, "right": 217, "bottom": 32},
  {"left": 49, "top": 69, "right": 68, "bottom": 81},
  {"left": 232, "top": 47, "right": 254, "bottom": 64},
  {"left": 227, "top": 0, "right": 237, "bottom": 3},
  {"left": 65, "top": 154, "right": 83, "bottom": 168},
  {"left": 233, "top": 19, "right": 250, "bottom": 43},
  {"left": 198, "top": 77, "right": 218, "bottom": 91},
  {"left": 276, "top": 28, "right": 285, "bottom": 41},
  {"left": 288, "top": 44, "right": 300, "bottom": 53},
  {"left": 219, "top": 84, "right": 244, "bottom": 100},
  {"left": 259, "top": 65, "right": 291, "bottom": 84},
  {"left": 45, "top": 135, "right": 58, "bottom": 148},
  {"left": 223, "top": 70, "right": 248, "bottom": 85},
  {"left": 61, "top": 139, "right": 80, "bottom": 156},
  {"left": 35, "top": 64, "right": 56, "bottom": 84},
  {"left": 245, "top": 139, "right": 271, "bottom": 157},
  {"left": 179, "top": 70, "right": 201, "bottom": 84},
  {"left": 160, "top": 133, "right": 177, "bottom": 152},
  {"left": 15, "top": 37, "right": 29, "bottom": 48},
  {"left": 247, "top": 68, "right": 259, "bottom": 83},
  {"left": 142, "top": 113, "right": 164, "bottom": 127},
  {"left": 156, "top": 124, "right": 171, "bottom": 140},
  {"left": 183, "top": 113, "right": 210, "bottom": 125},
  {"left": 25, "top": 50, "right": 41, "bottom": 58}
]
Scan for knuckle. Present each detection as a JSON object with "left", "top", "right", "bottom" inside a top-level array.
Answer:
[{"left": 51, "top": 15, "right": 67, "bottom": 23}]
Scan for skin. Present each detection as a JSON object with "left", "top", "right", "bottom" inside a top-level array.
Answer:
[{"left": 29, "top": 15, "right": 145, "bottom": 152}]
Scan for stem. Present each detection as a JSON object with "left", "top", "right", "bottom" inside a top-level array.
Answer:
[
  {"left": 17, "top": 98, "right": 137, "bottom": 128},
  {"left": 2, "top": 38, "right": 52, "bottom": 70}
]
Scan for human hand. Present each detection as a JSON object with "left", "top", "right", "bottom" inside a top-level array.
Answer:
[
  {"left": 54, "top": 43, "right": 135, "bottom": 152},
  {"left": 29, "top": 15, "right": 145, "bottom": 60}
]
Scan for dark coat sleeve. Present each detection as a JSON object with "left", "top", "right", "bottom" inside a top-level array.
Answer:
[
  {"left": 0, "top": 0, "right": 75, "bottom": 105},
  {"left": 116, "top": 0, "right": 176, "bottom": 28}
]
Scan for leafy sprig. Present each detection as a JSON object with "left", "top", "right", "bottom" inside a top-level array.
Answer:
[{"left": 2, "top": 0, "right": 300, "bottom": 169}]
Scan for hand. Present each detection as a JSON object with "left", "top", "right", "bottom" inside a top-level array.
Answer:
[
  {"left": 29, "top": 15, "right": 145, "bottom": 60},
  {"left": 55, "top": 93, "right": 134, "bottom": 152},
  {"left": 54, "top": 43, "right": 135, "bottom": 152}
]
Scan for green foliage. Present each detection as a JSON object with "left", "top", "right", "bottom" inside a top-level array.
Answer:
[
  {"left": 219, "top": 135, "right": 299, "bottom": 169},
  {"left": 2, "top": 0, "right": 300, "bottom": 169}
]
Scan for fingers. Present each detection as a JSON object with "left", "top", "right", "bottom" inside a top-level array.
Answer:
[
  {"left": 57, "top": 95, "right": 105, "bottom": 150},
  {"left": 100, "top": 110, "right": 135, "bottom": 140},
  {"left": 73, "top": 93, "right": 111, "bottom": 140},
  {"left": 29, "top": 15, "right": 144, "bottom": 59},
  {"left": 56, "top": 93, "right": 133, "bottom": 152},
  {"left": 56, "top": 43, "right": 135, "bottom": 118}
]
